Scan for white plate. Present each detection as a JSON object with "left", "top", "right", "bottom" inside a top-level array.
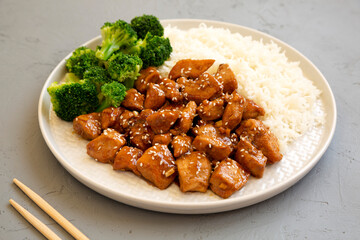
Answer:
[{"left": 38, "top": 19, "right": 336, "bottom": 214}]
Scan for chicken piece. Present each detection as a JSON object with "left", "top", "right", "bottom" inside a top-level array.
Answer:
[
  {"left": 168, "top": 59, "right": 215, "bottom": 80},
  {"left": 159, "top": 78, "right": 184, "bottom": 102},
  {"left": 129, "top": 125, "right": 153, "bottom": 151},
  {"left": 113, "top": 146, "right": 143, "bottom": 176},
  {"left": 193, "top": 121, "right": 230, "bottom": 139},
  {"left": 192, "top": 135, "right": 232, "bottom": 161},
  {"left": 136, "top": 108, "right": 153, "bottom": 119},
  {"left": 134, "top": 67, "right": 161, "bottom": 93},
  {"left": 136, "top": 144, "right": 176, "bottom": 189},
  {"left": 129, "top": 113, "right": 154, "bottom": 151},
  {"left": 113, "top": 110, "right": 138, "bottom": 134},
  {"left": 192, "top": 122, "right": 218, "bottom": 136},
  {"left": 160, "top": 101, "right": 185, "bottom": 111},
  {"left": 197, "top": 98, "right": 224, "bottom": 121},
  {"left": 172, "top": 101, "right": 197, "bottom": 135},
  {"left": 192, "top": 121, "right": 234, "bottom": 153},
  {"left": 171, "top": 135, "right": 192, "bottom": 158},
  {"left": 217, "top": 125, "right": 231, "bottom": 137},
  {"left": 127, "top": 109, "right": 155, "bottom": 151},
  {"left": 86, "top": 128, "right": 126, "bottom": 163},
  {"left": 214, "top": 63, "right": 238, "bottom": 94},
  {"left": 73, "top": 113, "right": 102, "bottom": 140},
  {"left": 176, "top": 76, "right": 188, "bottom": 85},
  {"left": 236, "top": 119, "right": 282, "bottom": 163},
  {"left": 152, "top": 133, "right": 172, "bottom": 146},
  {"left": 146, "top": 109, "right": 180, "bottom": 134},
  {"left": 242, "top": 99, "right": 265, "bottom": 119},
  {"left": 181, "top": 73, "right": 223, "bottom": 104},
  {"left": 144, "top": 83, "right": 166, "bottom": 110},
  {"left": 235, "top": 138, "right": 267, "bottom": 178},
  {"left": 121, "top": 88, "right": 144, "bottom": 111},
  {"left": 209, "top": 158, "right": 250, "bottom": 198},
  {"left": 217, "top": 128, "right": 236, "bottom": 152},
  {"left": 229, "top": 133, "right": 239, "bottom": 155},
  {"left": 222, "top": 92, "right": 246, "bottom": 130},
  {"left": 176, "top": 151, "right": 212, "bottom": 193},
  {"left": 100, "top": 107, "right": 124, "bottom": 130}
]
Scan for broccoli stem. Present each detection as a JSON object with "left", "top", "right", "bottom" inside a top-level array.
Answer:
[
  {"left": 96, "top": 101, "right": 111, "bottom": 112},
  {"left": 97, "top": 44, "right": 115, "bottom": 61},
  {"left": 123, "top": 78, "right": 136, "bottom": 89}
]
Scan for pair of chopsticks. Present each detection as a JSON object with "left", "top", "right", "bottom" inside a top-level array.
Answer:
[{"left": 9, "top": 178, "right": 89, "bottom": 240}]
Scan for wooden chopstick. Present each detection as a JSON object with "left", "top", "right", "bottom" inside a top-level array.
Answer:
[
  {"left": 13, "top": 178, "right": 90, "bottom": 240},
  {"left": 9, "top": 199, "right": 62, "bottom": 240}
]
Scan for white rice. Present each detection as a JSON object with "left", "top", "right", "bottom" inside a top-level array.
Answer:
[{"left": 158, "top": 24, "right": 324, "bottom": 152}]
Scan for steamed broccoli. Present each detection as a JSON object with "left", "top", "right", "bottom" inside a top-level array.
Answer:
[
  {"left": 124, "top": 32, "right": 172, "bottom": 68},
  {"left": 65, "top": 47, "right": 100, "bottom": 78},
  {"left": 96, "top": 81, "right": 127, "bottom": 112},
  {"left": 96, "top": 20, "right": 138, "bottom": 61},
  {"left": 49, "top": 16, "right": 172, "bottom": 122},
  {"left": 64, "top": 72, "right": 80, "bottom": 83},
  {"left": 106, "top": 52, "right": 142, "bottom": 88},
  {"left": 130, "top": 14, "right": 164, "bottom": 39},
  {"left": 47, "top": 79, "right": 99, "bottom": 121},
  {"left": 139, "top": 33, "right": 172, "bottom": 68},
  {"left": 83, "top": 66, "right": 112, "bottom": 92}
]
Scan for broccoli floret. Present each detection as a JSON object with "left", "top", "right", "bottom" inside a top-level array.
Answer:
[
  {"left": 47, "top": 79, "right": 99, "bottom": 121},
  {"left": 64, "top": 72, "right": 80, "bottom": 83},
  {"left": 106, "top": 52, "right": 142, "bottom": 88},
  {"left": 96, "top": 20, "right": 138, "bottom": 61},
  {"left": 83, "top": 66, "right": 112, "bottom": 92},
  {"left": 96, "top": 81, "right": 127, "bottom": 112},
  {"left": 130, "top": 14, "right": 164, "bottom": 39},
  {"left": 139, "top": 33, "right": 172, "bottom": 68},
  {"left": 124, "top": 32, "right": 172, "bottom": 68},
  {"left": 65, "top": 47, "right": 100, "bottom": 78}
]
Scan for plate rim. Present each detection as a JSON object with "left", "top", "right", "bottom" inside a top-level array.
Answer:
[{"left": 38, "top": 18, "right": 337, "bottom": 214}]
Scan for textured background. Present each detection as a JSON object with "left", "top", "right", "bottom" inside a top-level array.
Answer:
[{"left": 0, "top": 0, "right": 359, "bottom": 239}]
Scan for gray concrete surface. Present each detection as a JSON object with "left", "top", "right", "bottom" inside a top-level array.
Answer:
[{"left": 0, "top": 0, "right": 359, "bottom": 239}]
